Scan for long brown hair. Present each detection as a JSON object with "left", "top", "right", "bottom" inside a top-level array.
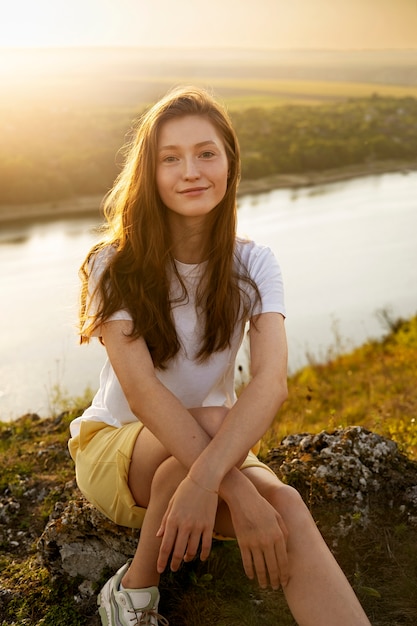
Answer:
[{"left": 79, "top": 86, "right": 260, "bottom": 368}]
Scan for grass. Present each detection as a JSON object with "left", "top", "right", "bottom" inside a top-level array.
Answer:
[
  {"left": 0, "top": 315, "right": 417, "bottom": 624},
  {"left": 261, "top": 314, "right": 417, "bottom": 461}
]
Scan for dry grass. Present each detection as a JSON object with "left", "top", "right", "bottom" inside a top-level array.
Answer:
[{"left": 261, "top": 314, "right": 417, "bottom": 461}]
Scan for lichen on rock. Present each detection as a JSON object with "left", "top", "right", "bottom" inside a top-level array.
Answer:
[
  {"left": 38, "top": 498, "right": 139, "bottom": 582},
  {"left": 267, "top": 427, "right": 416, "bottom": 508}
]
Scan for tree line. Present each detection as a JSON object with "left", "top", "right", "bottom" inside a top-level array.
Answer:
[{"left": 1, "top": 95, "right": 416, "bottom": 206}]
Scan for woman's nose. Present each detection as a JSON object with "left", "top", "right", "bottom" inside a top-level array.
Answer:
[{"left": 183, "top": 157, "right": 200, "bottom": 180}]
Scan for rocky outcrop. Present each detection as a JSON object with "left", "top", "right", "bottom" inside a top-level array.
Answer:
[
  {"left": 266, "top": 427, "right": 417, "bottom": 545},
  {"left": 267, "top": 427, "right": 417, "bottom": 509},
  {"left": 37, "top": 426, "right": 417, "bottom": 584},
  {"left": 38, "top": 498, "right": 139, "bottom": 582}
]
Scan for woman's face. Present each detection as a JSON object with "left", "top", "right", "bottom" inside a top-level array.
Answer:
[{"left": 155, "top": 114, "right": 229, "bottom": 224}]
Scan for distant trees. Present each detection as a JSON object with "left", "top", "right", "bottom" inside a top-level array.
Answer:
[
  {"left": 1, "top": 96, "right": 417, "bottom": 206},
  {"left": 0, "top": 106, "right": 131, "bottom": 205},
  {"left": 232, "top": 96, "right": 417, "bottom": 180}
]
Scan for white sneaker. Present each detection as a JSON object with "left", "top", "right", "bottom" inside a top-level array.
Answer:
[{"left": 97, "top": 562, "right": 169, "bottom": 625}]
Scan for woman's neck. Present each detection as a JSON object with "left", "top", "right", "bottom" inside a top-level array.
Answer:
[
  {"left": 170, "top": 217, "right": 208, "bottom": 264},
  {"left": 173, "top": 245, "right": 205, "bottom": 265}
]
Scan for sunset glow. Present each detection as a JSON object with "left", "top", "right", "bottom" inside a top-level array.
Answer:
[{"left": 1, "top": 0, "right": 417, "bottom": 50}]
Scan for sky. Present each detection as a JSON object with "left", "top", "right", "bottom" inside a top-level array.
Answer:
[{"left": 0, "top": 0, "right": 416, "bottom": 50}]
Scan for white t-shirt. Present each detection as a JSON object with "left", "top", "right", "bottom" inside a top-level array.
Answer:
[{"left": 69, "top": 238, "right": 285, "bottom": 437}]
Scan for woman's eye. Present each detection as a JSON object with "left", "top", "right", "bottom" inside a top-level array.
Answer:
[
  {"left": 200, "top": 151, "right": 215, "bottom": 159},
  {"left": 162, "top": 155, "right": 178, "bottom": 163}
]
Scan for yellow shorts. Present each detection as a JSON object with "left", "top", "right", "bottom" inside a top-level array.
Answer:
[{"left": 68, "top": 420, "right": 276, "bottom": 529}]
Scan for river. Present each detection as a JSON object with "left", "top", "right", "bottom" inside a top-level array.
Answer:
[{"left": 1, "top": 170, "right": 416, "bottom": 420}]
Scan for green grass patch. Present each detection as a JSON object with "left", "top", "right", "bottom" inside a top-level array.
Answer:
[{"left": 261, "top": 314, "right": 417, "bottom": 460}]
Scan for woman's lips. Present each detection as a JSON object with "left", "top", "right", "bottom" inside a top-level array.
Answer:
[{"left": 179, "top": 186, "right": 208, "bottom": 196}]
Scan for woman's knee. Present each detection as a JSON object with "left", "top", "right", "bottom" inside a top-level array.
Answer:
[
  {"left": 150, "top": 456, "right": 187, "bottom": 498},
  {"left": 265, "top": 482, "right": 309, "bottom": 520}
]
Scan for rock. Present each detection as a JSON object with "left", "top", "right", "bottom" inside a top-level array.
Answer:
[
  {"left": 37, "top": 426, "right": 417, "bottom": 583},
  {"left": 266, "top": 426, "right": 417, "bottom": 538},
  {"left": 38, "top": 498, "right": 139, "bottom": 582}
]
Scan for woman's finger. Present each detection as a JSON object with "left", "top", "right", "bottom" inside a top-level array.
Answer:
[
  {"left": 156, "top": 507, "right": 178, "bottom": 573},
  {"left": 240, "top": 545, "right": 255, "bottom": 581},
  {"left": 252, "top": 548, "right": 268, "bottom": 589},
  {"left": 184, "top": 530, "right": 203, "bottom": 563},
  {"left": 157, "top": 525, "right": 178, "bottom": 573},
  {"left": 199, "top": 527, "right": 213, "bottom": 562},
  {"left": 169, "top": 531, "right": 190, "bottom": 571},
  {"left": 264, "top": 543, "right": 280, "bottom": 590}
]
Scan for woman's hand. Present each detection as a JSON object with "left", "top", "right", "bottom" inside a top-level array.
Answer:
[
  {"left": 156, "top": 475, "right": 218, "bottom": 573},
  {"left": 227, "top": 485, "right": 289, "bottom": 590}
]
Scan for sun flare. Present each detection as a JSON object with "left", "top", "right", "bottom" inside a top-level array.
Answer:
[{"left": 1, "top": 0, "right": 416, "bottom": 50}]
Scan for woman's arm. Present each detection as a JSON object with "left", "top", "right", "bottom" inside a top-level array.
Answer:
[
  {"left": 188, "top": 312, "right": 288, "bottom": 491},
  {"left": 101, "top": 314, "right": 289, "bottom": 586},
  {"left": 102, "top": 312, "right": 286, "bottom": 488},
  {"left": 156, "top": 311, "right": 289, "bottom": 586},
  {"left": 101, "top": 320, "right": 227, "bottom": 469}
]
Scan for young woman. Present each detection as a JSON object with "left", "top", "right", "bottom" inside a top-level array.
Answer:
[{"left": 68, "top": 86, "right": 371, "bottom": 626}]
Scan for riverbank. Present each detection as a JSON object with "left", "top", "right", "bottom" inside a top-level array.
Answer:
[
  {"left": 237, "top": 158, "right": 417, "bottom": 196},
  {"left": 1, "top": 159, "right": 416, "bottom": 225}
]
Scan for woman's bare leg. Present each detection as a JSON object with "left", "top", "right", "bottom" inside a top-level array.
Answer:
[
  {"left": 238, "top": 467, "right": 371, "bottom": 626},
  {"left": 118, "top": 421, "right": 370, "bottom": 624},
  {"left": 121, "top": 408, "right": 228, "bottom": 589},
  {"left": 120, "top": 428, "right": 185, "bottom": 589},
  {"left": 123, "top": 457, "right": 187, "bottom": 589}
]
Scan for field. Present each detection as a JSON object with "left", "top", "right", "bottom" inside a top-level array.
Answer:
[
  {"left": 89, "top": 75, "right": 417, "bottom": 109},
  {"left": 3, "top": 73, "right": 417, "bottom": 111},
  {"left": 2, "top": 46, "right": 417, "bottom": 110},
  {"left": 217, "top": 77, "right": 417, "bottom": 106}
]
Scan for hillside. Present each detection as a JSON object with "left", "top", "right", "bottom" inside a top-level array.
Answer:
[
  {"left": 264, "top": 314, "right": 417, "bottom": 460},
  {"left": 0, "top": 315, "right": 416, "bottom": 624}
]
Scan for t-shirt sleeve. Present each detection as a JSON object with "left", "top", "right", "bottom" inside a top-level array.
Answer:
[
  {"left": 81, "top": 247, "right": 132, "bottom": 338},
  {"left": 245, "top": 243, "right": 286, "bottom": 318}
]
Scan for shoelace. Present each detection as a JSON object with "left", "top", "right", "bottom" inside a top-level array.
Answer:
[{"left": 129, "top": 607, "right": 169, "bottom": 625}]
